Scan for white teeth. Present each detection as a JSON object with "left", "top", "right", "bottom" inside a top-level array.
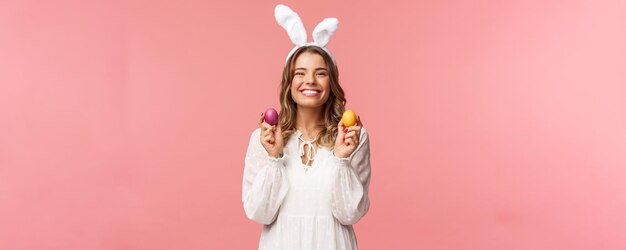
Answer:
[{"left": 302, "top": 90, "right": 320, "bottom": 94}]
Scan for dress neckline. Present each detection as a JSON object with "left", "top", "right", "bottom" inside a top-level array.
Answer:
[{"left": 295, "top": 130, "right": 320, "bottom": 171}]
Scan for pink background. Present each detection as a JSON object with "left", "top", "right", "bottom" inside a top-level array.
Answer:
[{"left": 1, "top": 0, "right": 626, "bottom": 249}]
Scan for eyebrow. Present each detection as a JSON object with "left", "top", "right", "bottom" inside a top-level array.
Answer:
[{"left": 294, "top": 67, "right": 328, "bottom": 71}]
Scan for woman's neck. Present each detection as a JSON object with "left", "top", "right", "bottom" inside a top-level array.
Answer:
[{"left": 295, "top": 106, "right": 324, "bottom": 139}]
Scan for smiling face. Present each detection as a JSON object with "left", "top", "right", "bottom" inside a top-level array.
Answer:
[
  {"left": 278, "top": 46, "right": 347, "bottom": 147},
  {"left": 290, "top": 52, "right": 331, "bottom": 109}
]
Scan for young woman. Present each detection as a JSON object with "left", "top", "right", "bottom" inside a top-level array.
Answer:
[{"left": 242, "top": 5, "right": 371, "bottom": 250}]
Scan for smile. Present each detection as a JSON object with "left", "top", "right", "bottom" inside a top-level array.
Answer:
[{"left": 300, "top": 89, "right": 321, "bottom": 97}]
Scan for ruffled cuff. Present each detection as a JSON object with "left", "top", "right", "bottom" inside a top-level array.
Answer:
[
  {"left": 330, "top": 150, "right": 350, "bottom": 168},
  {"left": 265, "top": 151, "right": 286, "bottom": 168}
]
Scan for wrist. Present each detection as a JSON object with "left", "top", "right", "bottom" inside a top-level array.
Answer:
[{"left": 332, "top": 150, "right": 349, "bottom": 159}]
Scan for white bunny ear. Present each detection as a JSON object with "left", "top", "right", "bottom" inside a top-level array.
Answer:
[
  {"left": 312, "top": 18, "right": 338, "bottom": 47},
  {"left": 275, "top": 4, "right": 307, "bottom": 46}
]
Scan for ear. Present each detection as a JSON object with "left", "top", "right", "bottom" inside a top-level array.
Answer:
[
  {"left": 275, "top": 4, "right": 307, "bottom": 46},
  {"left": 312, "top": 18, "right": 338, "bottom": 47}
]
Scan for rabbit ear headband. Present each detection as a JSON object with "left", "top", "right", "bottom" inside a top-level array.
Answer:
[{"left": 274, "top": 4, "right": 338, "bottom": 63}]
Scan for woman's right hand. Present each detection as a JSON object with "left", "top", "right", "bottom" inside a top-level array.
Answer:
[{"left": 259, "top": 112, "right": 284, "bottom": 158}]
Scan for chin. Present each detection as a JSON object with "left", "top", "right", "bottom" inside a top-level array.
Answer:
[
  {"left": 297, "top": 102, "right": 324, "bottom": 109},
  {"left": 294, "top": 95, "right": 329, "bottom": 109}
]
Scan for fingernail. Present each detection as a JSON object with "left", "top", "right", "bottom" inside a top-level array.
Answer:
[{"left": 343, "top": 128, "right": 348, "bottom": 133}]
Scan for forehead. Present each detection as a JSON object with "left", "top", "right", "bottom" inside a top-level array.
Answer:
[{"left": 294, "top": 52, "right": 327, "bottom": 69}]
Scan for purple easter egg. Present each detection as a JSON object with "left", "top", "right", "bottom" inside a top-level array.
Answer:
[{"left": 264, "top": 108, "right": 279, "bottom": 125}]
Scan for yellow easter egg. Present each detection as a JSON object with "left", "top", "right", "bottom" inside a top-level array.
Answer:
[{"left": 342, "top": 110, "right": 357, "bottom": 127}]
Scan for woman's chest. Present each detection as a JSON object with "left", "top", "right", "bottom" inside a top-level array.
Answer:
[
  {"left": 281, "top": 148, "right": 337, "bottom": 215},
  {"left": 283, "top": 146, "right": 336, "bottom": 191}
]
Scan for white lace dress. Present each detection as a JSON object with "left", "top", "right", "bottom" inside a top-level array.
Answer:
[{"left": 242, "top": 128, "right": 371, "bottom": 250}]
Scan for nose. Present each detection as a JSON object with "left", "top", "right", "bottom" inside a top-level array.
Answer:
[{"left": 303, "top": 73, "right": 315, "bottom": 85}]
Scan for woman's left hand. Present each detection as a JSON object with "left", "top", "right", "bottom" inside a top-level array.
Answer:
[{"left": 333, "top": 116, "right": 362, "bottom": 158}]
